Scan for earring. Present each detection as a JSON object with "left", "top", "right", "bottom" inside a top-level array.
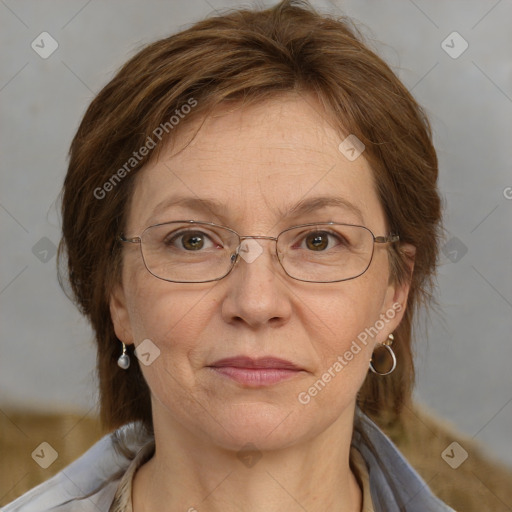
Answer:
[
  {"left": 117, "top": 342, "right": 130, "bottom": 369},
  {"left": 369, "top": 333, "right": 396, "bottom": 376}
]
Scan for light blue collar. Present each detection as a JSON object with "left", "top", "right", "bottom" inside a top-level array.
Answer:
[{"left": 352, "top": 407, "right": 455, "bottom": 511}]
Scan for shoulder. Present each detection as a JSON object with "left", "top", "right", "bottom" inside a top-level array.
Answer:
[
  {"left": 2, "top": 422, "right": 151, "bottom": 512},
  {"left": 352, "top": 407, "right": 457, "bottom": 511}
]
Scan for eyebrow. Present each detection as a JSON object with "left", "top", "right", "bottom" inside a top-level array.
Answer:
[{"left": 148, "top": 195, "right": 364, "bottom": 225}]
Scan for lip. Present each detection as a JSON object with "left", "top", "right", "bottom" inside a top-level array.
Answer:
[
  {"left": 208, "top": 356, "right": 304, "bottom": 387},
  {"left": 210, "top": 356, "right": 302, "bottom": 370}
]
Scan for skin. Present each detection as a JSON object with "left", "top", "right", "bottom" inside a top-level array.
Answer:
[{"left": 110, "top": 92, "right": 415, "bottom": 512}]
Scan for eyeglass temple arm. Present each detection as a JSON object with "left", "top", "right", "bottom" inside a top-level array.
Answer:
[
  {"left": 374, "top": 234, "right": 400, "bottom": 244},
  {"left": 119, "top": 234, "right": 141, "bottom": 244}
]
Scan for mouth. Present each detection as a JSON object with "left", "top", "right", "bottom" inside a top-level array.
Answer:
[{"left": 207, "top": 356, "right": 305, "bottom": 387}]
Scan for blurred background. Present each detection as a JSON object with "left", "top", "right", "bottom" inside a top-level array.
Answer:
[{"left": 1, "top": 0, "right": 511, "bottom": 508}]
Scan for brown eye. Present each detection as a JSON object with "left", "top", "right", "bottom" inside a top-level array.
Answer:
[
  {"left": 304, "top": 231, "right": 348, "bottom": 252},
  {"left": 305, "top": 232, "right": 329, "bottom": 251},
  {"left": 165, "top": 230, "right": 215, "bottom": 251},
  {"left": 182, "top": 232, "right": 205, "bottom": 250}
]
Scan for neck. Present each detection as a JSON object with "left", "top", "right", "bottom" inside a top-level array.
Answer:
[{"left": 132, "top": 406, "right": 362, "bottom": 512}]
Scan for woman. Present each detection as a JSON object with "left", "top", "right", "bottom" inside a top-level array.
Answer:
[{"left": 4, "top": 1, "right": 456, "bottom": 510}]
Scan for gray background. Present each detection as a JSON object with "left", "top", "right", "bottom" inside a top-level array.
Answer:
[{"left": 1, "top": 0, "right": 511, "bottom": 469}]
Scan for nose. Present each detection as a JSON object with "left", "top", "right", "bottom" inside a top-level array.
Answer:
[{"left": 220, "top": 237, "right": 292, "bottom": 329}]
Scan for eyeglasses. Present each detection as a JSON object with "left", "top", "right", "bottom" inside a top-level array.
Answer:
[{"left": 119, "top": 220, "right": 399, "bottom": 284}]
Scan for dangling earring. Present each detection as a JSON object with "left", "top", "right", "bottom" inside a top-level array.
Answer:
[
  {"left": 369, "top": 333, "right": 396, "bottom": 376},
  {"left": 117, "top": 342, "right": 130, "bottom": 369}
]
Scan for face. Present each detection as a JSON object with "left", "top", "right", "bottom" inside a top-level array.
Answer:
[{"left": 110, "top": 93, "right": 412, "bottom": 452}]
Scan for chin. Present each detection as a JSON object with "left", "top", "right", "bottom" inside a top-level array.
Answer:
[{"left": 201, "top": 401, "right": 315, "bottom": 452}]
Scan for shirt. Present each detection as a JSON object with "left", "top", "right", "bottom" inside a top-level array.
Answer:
[
  {"left": 107, "top": 439, "right": 374, "bottom": 511},
  {"left": 2, "top": 407, "right": 456, "bottom": 511}
]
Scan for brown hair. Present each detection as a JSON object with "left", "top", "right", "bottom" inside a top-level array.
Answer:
[{"left": 58, "top": 0, "right": 441, "bottom": 434}]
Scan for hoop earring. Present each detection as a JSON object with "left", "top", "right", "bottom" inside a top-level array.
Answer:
[
  {"left": 117, "top": 342, "right": 130, "bottom": 370},
  {"left": 369, "top": 333, "right": 396, "bottom": 376}
]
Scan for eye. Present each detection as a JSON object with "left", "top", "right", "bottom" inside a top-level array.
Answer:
[
  {"left": 300, "top": 230, "right": 347, "bottom": 251},
  {"left": 165, "top": 230, "right": 221, "bottom": 251}
]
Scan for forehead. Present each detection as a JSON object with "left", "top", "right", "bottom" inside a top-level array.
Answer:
[{"left": 127, "top": 93, "right": 387, "bottom": 233}]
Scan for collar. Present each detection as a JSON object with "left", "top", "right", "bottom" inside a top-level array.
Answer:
[
  {"left": 2, "top": 408, "right": 455, "bottom": 512},
  {"left": 108, "top": 437, "right": 376, "bottom": 512}
]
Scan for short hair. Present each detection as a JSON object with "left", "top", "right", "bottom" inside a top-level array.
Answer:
[{"left": 58, "top": 0, "right": 442, "bottom": 433}]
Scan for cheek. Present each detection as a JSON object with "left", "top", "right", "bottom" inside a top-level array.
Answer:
[
  {"left": 297, "top": 269, "right": 390, "bottom": 404},
  {"left": 122, "top": 249, "right": 198, "bottom": 338},
  {"left": 309, "top": 272, "right": 388, "bottom": 354},
  {"left": 128, "top": 282, "right": 203, "bottom": 338},
  {"left": 124, "top": 273, "right": 216, "bottom": 375}
]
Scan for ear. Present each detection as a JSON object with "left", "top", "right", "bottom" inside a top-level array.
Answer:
[
  {"left": 110, "top": 283, "right": 135, "bottom": 346},
  {"left": 379, "top": 242, "right": 416, "bottom": 338}
]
